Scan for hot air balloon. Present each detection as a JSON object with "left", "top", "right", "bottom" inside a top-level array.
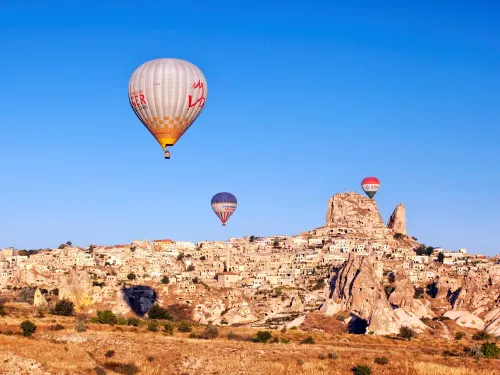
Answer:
[
  {"left": 128, "top": 58, "right": 208, "bottom": 159},
  {"left": 211, "top": 192, "right": 237, "bottom": 226},
  {"left": 361, "top": 177, "right": 380, "bottom": 198}
]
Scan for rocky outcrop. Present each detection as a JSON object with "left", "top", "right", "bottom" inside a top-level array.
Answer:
[
  {"left": 387, "top": 203, "right": 406, "bottom": 235},
  {"left": 452, "top": 271, "right": 485, "bottom": 310},
  {"left": 388, "top": 272, "right": 433, "bottom": 318},
  {"left": 443, "top": 310, "right": 485, "bottom": 330},
  {"left": 58, "top": 269, "right": 93, "bottom": 311},
  {"left": 290, "top": 295, "right": 305, "bottom": 313},
  {"left": 433, "top": 276, "right": 461, "bottom": 300},
  {"left": 484, "top": 308, "right": 500, "bottom": 336},
  {"left": 33, "top": 288, "right": 48, "bottom": 310},
  {"left": 326, "top": 193, "right": 385, "bottom": 229},
  {"left": 321, "top": 254, "right": 401, "bottom": 335}
]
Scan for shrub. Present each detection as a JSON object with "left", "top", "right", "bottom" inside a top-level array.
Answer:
[
  {"left": 103, "top": 362, "right": 139, "bottom": 375},
  {"left": 352, "top": 365, "right": 372, "bottom": 375},
  {"left": 374, "top": 357, "right": 389, "bottom": 365},
  {"left": 52, "top": 299, "right": 74, "bottom": 316},
  {"left": 255, "top": 331, "right": 272, "bottom": 343},
  {"left": 270, "top": 337, "right": 279, "bottom": 343},
  {"left": 318, "top": 353, "right": 326, "bottom": 360},
  {"left": 178, "top": 321, "right": 192, "bottom": 333},
  {"left": 20, "top": 320, "right": 36, "bottom": 337},
  {"left": 75, "top": 318, "right": 87, "bottom": 332},
  {"left": 105, "top": 350, "right": 115, "bottom": 358},
  {"left": 147, "top": 321, "right": 159, "bottom": 332},
  {"left": 467, "top": 344, "right": 484, "bottom": 358},
  {"left": 148, "top": 305, "right": 173, "bottom": 320},
  {"left": 413, "top": 287, "right": 425, "bottom": 299},
  {"left": 300, "top": 336, "right": 315, "bottom": 345},
  {"left": 164, "top": 323, "right": 174, "bottom": 335},
  {"left": 127, "top": 273, "right": 136, "bottom": 281},
  {"left": 399, "top": 326, "right": 417, "bottom": 341},
  {"left": 200, "top": 325, "right": 218, "bottom": 339},
  {"left": 455, "top": 331, "right": 466, "bottom": 340},
  {"left": 49, "top": 324, "right": 65, "bottom": 331},
  {"left": 336, "top": 315, "right": 347, "bottom": 321},
  {"left": 187, "top": 265, "right": 195, "bottom": 271},
  {"left": 96, "top": 310, "right": 118, "bottom": 325},
  {"left": 280, "top": 338, "right": 291, "bottom": 344},
  {"left": 0, "top": 304, "right": 6, "bottom": 316},
  {"left": 188, "top": 332, "right": 197, "bottom": 338},
  {"left": 161, "top": 276, "right": 169, "bottom": 284},
  {"left": 481, "top": 342, "right": 500, "bottom": 358},
  {"left": 166, "top": 303, "right": 193, "bottom": 321},
  {"left": 127, "top": 317, "right": 140, "bottom": 326},
  {"left": 472, "top": 331, "right": 490, "bottom": 341},
  {"left": 116, "top": 316, "right": 128, "bottom": 326},
  {"left": 328, "top": 352, "right": 339, "bottom": 359}
]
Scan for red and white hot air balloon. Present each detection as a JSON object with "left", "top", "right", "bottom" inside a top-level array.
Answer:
[{"left": 361, "top": 177, "right": 380, "bottom": 198}]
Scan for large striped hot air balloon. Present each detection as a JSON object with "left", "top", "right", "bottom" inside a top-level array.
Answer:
[
  {"left": 128, "top": 58, "right": 208, "bottom": 159},
  {"left": 211, "top": 192, "right": 237, "bottom": 226},
  {"left": 361, "top": 177, "right": 380, "bottom": 198}
]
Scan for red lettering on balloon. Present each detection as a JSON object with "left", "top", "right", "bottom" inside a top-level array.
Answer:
[{"left": 188, "top": 81, "right": 206, "bottom": 108}]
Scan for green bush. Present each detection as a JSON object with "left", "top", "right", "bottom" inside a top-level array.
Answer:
[
  {"left": 200, "top": 325, "right": 218, "bottom": 339},
  {"left": 116, "top": 316, "right": 128, "bottom": 326},
  {"left": 20, "top": 320, "right": 36, "bottom": 337},
  {"left": 300, "top": 336, "right": 315, "bottom": 345},
  {"left": 255, "top": 331, "right": 272, "bottom": 343},
  {"left": 352, "top": 364, "right": 371, "bottom": 375},
  {"left": 178, "top": 321, "right": 192, "bottom": 333},
  {"left": 96, "top": 310, "right": 118, "bottom": 325},
  {"left": 52, "top": 299, "right": 74, "bottom": 316},
  {"left": 164, "top": 323, "right": 174, "bottom": 335},
  {"left": 75, "top": 318, "right": 86, "bottom": 332},
  {"left": 481, "top": 342, "right": 500, "bottom": 358},
  {"left": 147, "top": 305, "right": 172, "bottom": 320},
  {"left": 472, "top": 331, "right": 490, "bottom": 341},
  {"left": 280, "top": 338, "right": 291, "bottom": 344},
  {"left": 399, "top": 326, "right": 417, "bottom": 341},
  {"left": 455, "top": 331, "right": 466, "bottom": 340},
  {"left": 127, "top": 317, "right": 140, "bottom": 326},
  {"left": 147, "top": 321, "right": 158, "bottom": 332},
  {"left": 336, "top": 315, "right": 347, "bottom": 321},
  {"left": 374, "top": 356, "right": 389, "bottom": 365}
]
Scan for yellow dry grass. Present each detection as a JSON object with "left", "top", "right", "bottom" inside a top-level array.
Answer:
[{"left": 0, "top": 309, "right": 499, "bottom": 375}]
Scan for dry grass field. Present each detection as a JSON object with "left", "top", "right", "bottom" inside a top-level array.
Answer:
[{"left": 0, "top": 304, "right": 499, "bottom": 375}]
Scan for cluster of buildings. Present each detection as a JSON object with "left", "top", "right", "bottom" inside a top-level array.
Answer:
[{"left": 1, "top": 233, "right": 498, "bottom": 295}]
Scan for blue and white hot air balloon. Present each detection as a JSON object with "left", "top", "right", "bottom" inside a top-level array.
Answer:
[{"left": 211, "top": 192, "right": 237, "bottom": 226}]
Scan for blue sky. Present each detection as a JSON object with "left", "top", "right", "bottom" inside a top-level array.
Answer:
[{"left": 0, "top": 1, "right": 499, "bottom": 255}]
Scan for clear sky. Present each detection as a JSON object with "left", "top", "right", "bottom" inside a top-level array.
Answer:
[{"left": 1, "top": 1, "right": 499, "bottom": 255}]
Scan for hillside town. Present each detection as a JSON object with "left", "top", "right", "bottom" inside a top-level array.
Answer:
[{"left": 1, "top": 192, "right": 500, "bottom": 336}]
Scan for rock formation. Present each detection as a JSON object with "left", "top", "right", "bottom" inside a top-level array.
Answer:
[
  {"left": 388, "top": 272, "right": 433, "bottom": 318},
  {"left": 452, "top": 271, "right": 485, "bottom": 310},
  {"left": 387, "top": 203, "right": 406, "bottom": 235},
  {"left": 320, "top": 254, "right": 401, "bottom": 335},
  {"left": 326, "top": 192, "right": 385, "bottom": 229},
  {"left": 58, "top": 269, "right": 93, "bottom": 311},
  {"left": 33, "top": 288, "right": 48, "bottom": 310},
  {"left": 290, "top": 295, "right": 305, "bottom": 313}
]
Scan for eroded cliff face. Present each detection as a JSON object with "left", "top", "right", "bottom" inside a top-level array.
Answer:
[
  {"left": 387, "top": 203, "right": 407, "bottom": 235},
  {"left": 388, "top": 272, "right": 433, "bottom": 318},
  {"left": 326, "top": 192, "right": 385, "bottom": 229},
  {"left": 321, "top": 254, "right": 401, "bottom": 335},
  {"left": 58, "top": 269, "right": 93, "bottom": 311}
]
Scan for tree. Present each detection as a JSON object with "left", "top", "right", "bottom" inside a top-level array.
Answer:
[
  {"left": 437, "top": 252, "right": 445, "bottom": 263},
  {"left": 66, "top": 241, "right": 72, "bottom": 246},
  {"left": 148, "top": 305, "right": 172, "bottom": 320},
  {"left": 187, "top": 265, "right": 195, "bottom": 272},
  {"left": 273, "top": 240, "right": 280, "bottom": 247},
  {"left": 21, "top": 320, "right": 37, "bottom": 337},
  {"left": 178, "top": 321, "right": 192, "bottom": 333},
  {"left": 249, "top": 236, "right": 255, "bottom": 242},
  {"left": 255, "top": 331, "right": 272, "bottom": 343},
  {"left": 127, "top": 273, "right": 136, "bottom": 281},
  {"left": 51, "top": 288, "right": 59, "bottom": 296},
  {"left": 0, "top": 303, "right": 6, "bottom": 316},
  {"left": 200, "top": 256, "right": 206, "bottom": 261},
  {"left": 413, "top": 287, "right": 425, "bottom": 299},
  {"left": 192, "top": 277, "right": 199, "bottom": 284},
  {"left": 399, "top": 326, "right": 417, "bottom": 341},
  {"left": 161, "top": 276, "right": 170, "bottom": 284},
  {"left": 52, "top": 299, "right": 74, "bottom": 316},
  {"left": 177, "top": 253, "right": 184, "bottom": 261}
]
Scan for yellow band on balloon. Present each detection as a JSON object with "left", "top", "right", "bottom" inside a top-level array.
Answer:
[{"left": 156, "top": 137, "right": 178, "bottom": 149}]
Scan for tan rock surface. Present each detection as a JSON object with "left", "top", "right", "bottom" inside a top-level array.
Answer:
[{"left": 387, "top": 203, "right": 407, "bottom": 235}]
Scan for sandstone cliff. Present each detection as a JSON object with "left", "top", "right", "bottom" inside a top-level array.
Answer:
[
  {"left": 388, "top": 272, "right": 433, "bottom": 318},
  {"left": 387, "top": 203, "right": 407, "bottom": 235},
  {"left": 326, "top": 192, "right": 385, "bottom": 229},
  {"left": 320, "top": 254, "right": 401, "bottom": 335},
  {"left": 58, "top": 269, "right": 93, "bottom": 311},
  {"left": 33, "top": 288, "right": 48, "bottom": 310}
]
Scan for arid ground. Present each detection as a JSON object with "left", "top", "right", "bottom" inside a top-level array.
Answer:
[{"left": 0, "top": 304, "right": 499, "bottom": 375}]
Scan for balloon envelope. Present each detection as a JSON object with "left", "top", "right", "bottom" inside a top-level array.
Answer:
[
  {"left": 211, "top": 192, "right": 237, "bottom": 226},
  {"left": 128, "top": 58, "right": 207, "bottom": 151},
  {"left": 361, "top": 177, "right": 380, "bottom": 198}
]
